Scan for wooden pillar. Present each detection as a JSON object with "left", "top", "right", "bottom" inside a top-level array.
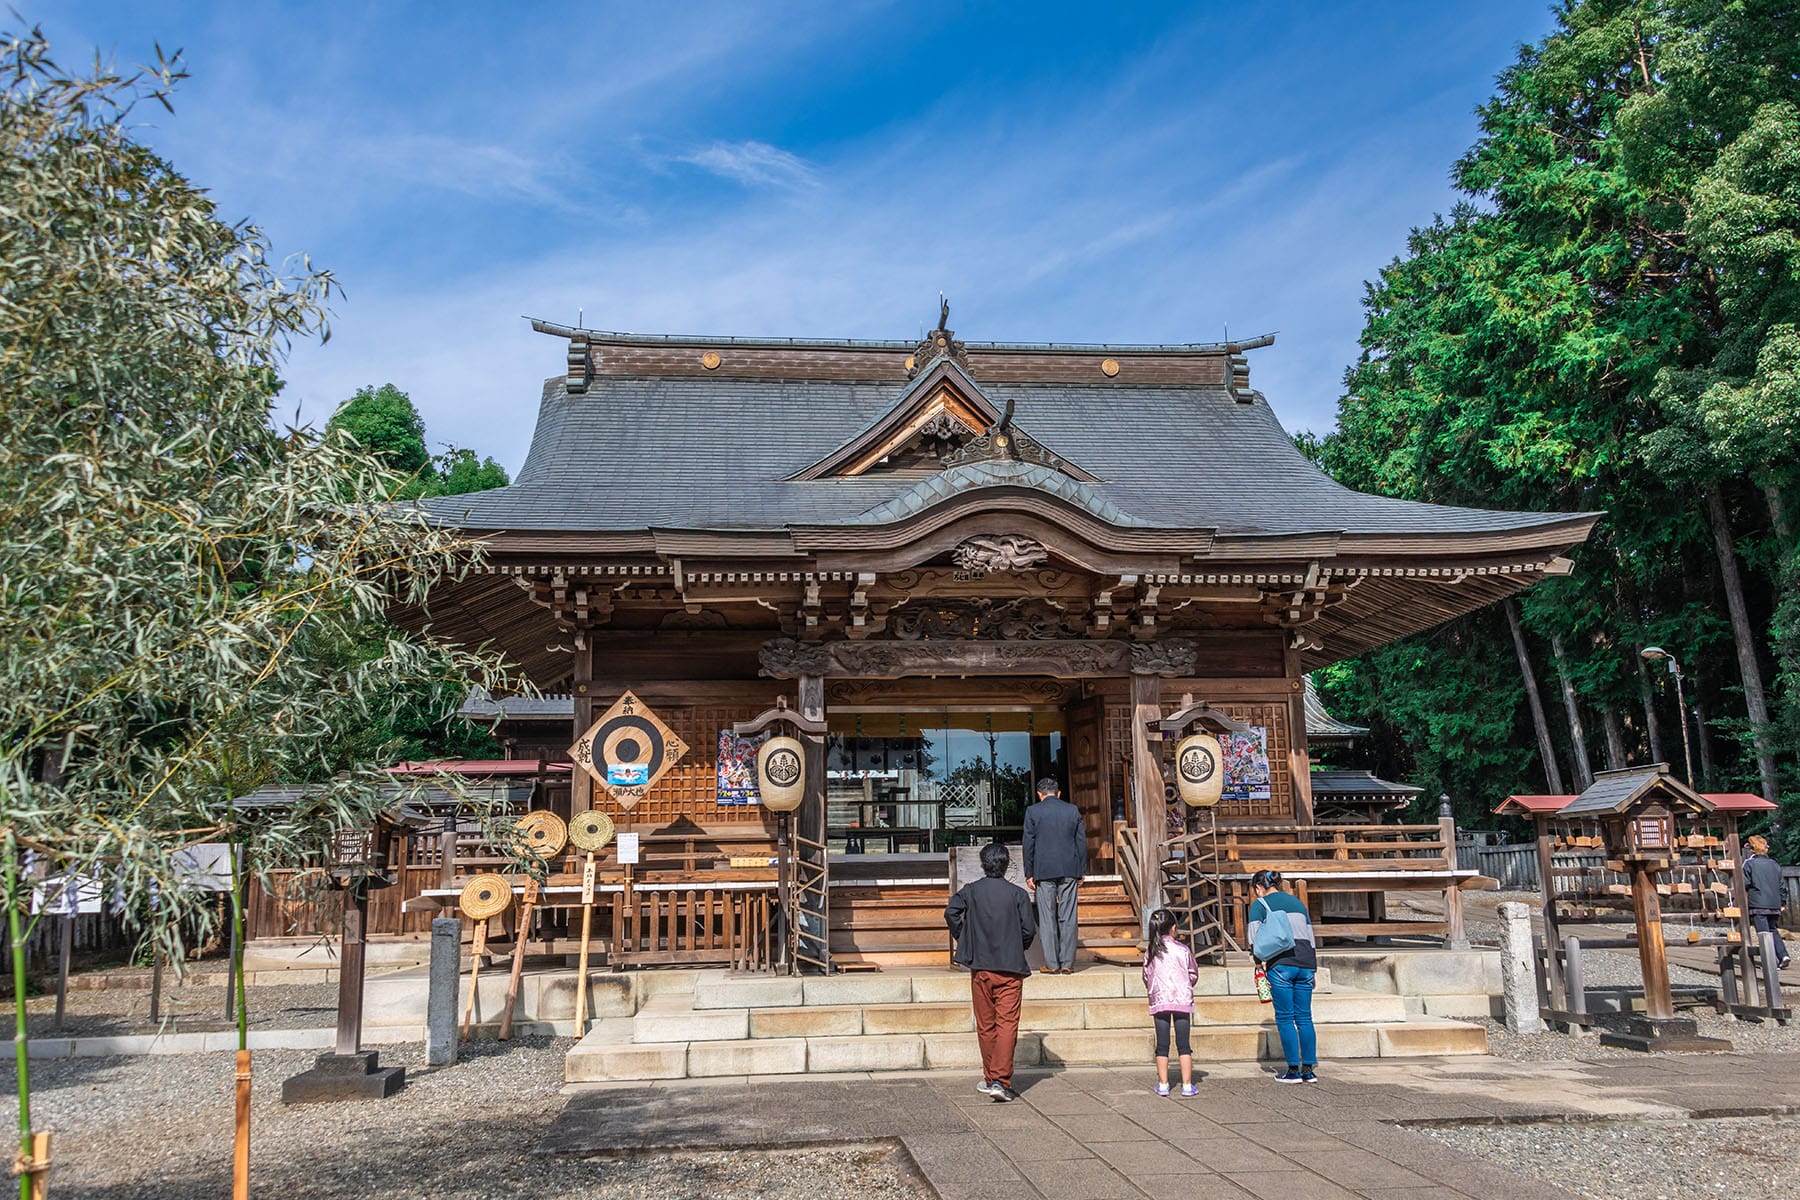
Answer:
[
  {"left": 1534, "top": 818, "right": 1565, "bottom": 1005},
  {"left": 334, "top": 883, "right": 369, "bottom": 1057},
  {"left": 571, "top": 637, "right": 595, "bottom": 813},
  {"left": 1285, "top": 662, "right": 1313, "bottom": 823},
  {"left": 1631, "top": 863, "right": 1674, "bottom": 1020},
  {"left": 1129, "top": 672, "right": 1165, "bottom": 914},
  {"left": 798, "top": 676, "right": 826, "bottom": 849}
]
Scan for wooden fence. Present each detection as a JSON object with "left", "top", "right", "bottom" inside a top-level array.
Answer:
[{"left": 11, "top": 910, "right": 137, "bottom": 977}]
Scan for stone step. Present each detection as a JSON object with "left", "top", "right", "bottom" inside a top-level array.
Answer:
[
  {"left": 689, "top": 965, "right": 1334, "bottom": 1010},
  {"left": 659, "top": 987, "right": 1402, "bottom": 1043},
  {"left": 566, "top": 1017, "right": 1489, "bottom": 1082}
]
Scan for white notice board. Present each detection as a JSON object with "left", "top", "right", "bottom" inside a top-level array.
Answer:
[{"left": 616, "top": 832, "right": 640, "bottom": 865}]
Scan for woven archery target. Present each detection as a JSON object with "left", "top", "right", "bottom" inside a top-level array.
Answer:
[
  {"left": 459, "top": 873, "right": 513, "bottom": 920},
  {"left": 512, "top": 810, "right": 568, "bottom": 858},
  {"left": 569, "top": 810, "right": 615, "bottom": 852},
  {"left": 569, "top": 690, "right": 689, "bottom": 809}
]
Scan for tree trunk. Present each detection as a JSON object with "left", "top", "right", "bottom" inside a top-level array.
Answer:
[
  {"left": 1765, "top": 483, "right": 1793, "bottom": 548},
  {"left": 1634, "top": 649, "right": 1667, "bottom": 765},
  {"left": 1695, "top": 697, "right": 1719, "bottom": 791},
  {"left": 1505, "top": 598, "right": 1566, "bottom": 793},
  {"left": 1551, "top": 634, "right": 1595, "bottom": 790},
  {"left": 1602, "top": 709, "right": 1629, "bottom": 771},
  {"left": 1704, "top": 488, "right": 1781, "bottom": 804}
]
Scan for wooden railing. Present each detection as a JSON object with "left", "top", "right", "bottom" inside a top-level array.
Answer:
[
  {"left": 1194, "top": 823, "right": 1453, "bottom": 871},
  {"left": 608, "top": 885, "right": 776, "bottom": 972}
]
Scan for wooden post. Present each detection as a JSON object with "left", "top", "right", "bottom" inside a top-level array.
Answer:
[
  {"left": 1535, "top": 820, "right": 1565, "bottom": 1005},
  {"left": 499, "top": 879, "right": 537, "bottom": 1040},
  {"left": 1129, "top": 672, "right": 1165, "bottom": 914},
  {"left": 149, "top": 948, "right": 163, "bottom": 1024},
  {"left": 1440, "top": 795, "right": 1466, "bottom": 948},
  {"left": 775, "top": 811, "right": 792, "bottom": 975},
  {"left": 53, "top": 914, "right": 72, "bottom": 1031},
  {"left": 574, "top": 851, "right": 596, "bottom": 1035},
  {"left": 1629, "top": 864, "right": 1674, "bottom": 1020},
  {"left": 1285, "top": 668, "right": 1314, "bottom": 822},
  {"left": 335, "top": 883, "right": 369, "bottom": 1058},
  {"left": 1563, "top": 935, "right": 1586, "bottom": 1018},
  {"left": 571, "top": 638, "right": 595, "bottom": 814}
]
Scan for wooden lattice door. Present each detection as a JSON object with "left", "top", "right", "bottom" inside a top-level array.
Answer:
[{"left": 1065, "top": 696, "right": 1114, "bottom": 872}]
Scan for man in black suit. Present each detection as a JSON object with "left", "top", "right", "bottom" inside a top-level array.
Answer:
[
  {"left": 945, "top": 842, "right": 1036, "bottom": 1101},
  {"left": 1022, "top": 776, "right": 1085, "bottom": 974}
]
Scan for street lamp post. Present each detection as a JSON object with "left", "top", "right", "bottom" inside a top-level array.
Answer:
[{"left": 1640, "top": 647, "right": 1695, "bottom": 788}]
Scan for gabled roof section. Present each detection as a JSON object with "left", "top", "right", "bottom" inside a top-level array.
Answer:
[
  {"left": 793, "top": 360, "right": 1000, "bottom": 479},
  {"left": 790, "top": 359, "right": 1099, "bottom": 482},
  {"left": 1560, "top": 765, "right": 1712, "bottom": 817},
  {"left": 1303, "top": 676, "right": 1369, "bottom": 744}
]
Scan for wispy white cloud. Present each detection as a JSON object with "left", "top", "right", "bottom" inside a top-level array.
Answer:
[{"left": 674, "top": 140, "right": 818, "bottom": 190}]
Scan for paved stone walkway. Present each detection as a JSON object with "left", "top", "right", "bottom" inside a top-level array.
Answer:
[{"left": 544, "top": 1053, "right": 1800, "bottom": 1200}]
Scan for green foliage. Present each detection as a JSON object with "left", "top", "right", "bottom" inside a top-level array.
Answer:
[
  {"left": 0, "top": 29, "right": 520, "bottom": 964},
  {"left": 1316, "top": 0, "right": 1798, "bottom": 845},
  {"left": 329, "top": 384, "right": 430, "bottom": 479}
]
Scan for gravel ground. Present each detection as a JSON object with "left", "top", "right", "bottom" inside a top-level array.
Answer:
[
  {"left": 0, "top": 1039, "right": 927, "bottom": 1199},
  {"left": 1421, "top": 1116, "right": 1800, "bottom": 1200},
  {"left": 1478, "top": 1010, "right": 1800, "bottom": 1060},
  {"left": 23, "top": 981, "right": 346, "bottom": 1035}
]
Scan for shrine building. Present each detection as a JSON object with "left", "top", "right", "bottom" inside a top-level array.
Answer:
[{"left": 394, "top": 315, "right": 1598, "bottom": 971}]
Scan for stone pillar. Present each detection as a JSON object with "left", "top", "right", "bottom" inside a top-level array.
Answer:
[
  {"left": 1496, "top": 902, "right": 1543, "bottom": 1035},
  {"left": 426, "top": 916, "right": 460, "bottom": 1066}
]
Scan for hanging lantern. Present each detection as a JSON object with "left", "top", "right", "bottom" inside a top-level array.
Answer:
[
  {"left": 757, "top": 735, "right": 806, "bottom": 812},
  {"left": 1174, "top": 731, "right": 1225, "bottom": 808}
]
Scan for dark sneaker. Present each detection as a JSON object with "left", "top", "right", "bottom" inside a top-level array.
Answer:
[
  {"left": 1300, "top": 1068, "right": 1319, "bottom": 1084},
  {"left": 1273, "top": 1069, "right": 1305, "bottom": 1084},
  {"left": 996, "top": 1086, "right": 1020, "bottom": 1102},
  {"left": 976, "top": 1080, "right": 1003, "bottom": 1099}
]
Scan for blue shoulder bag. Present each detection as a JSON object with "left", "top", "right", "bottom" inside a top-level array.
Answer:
[{"left": 1250, "top": 902, "right": 1295, "bottom": 961}]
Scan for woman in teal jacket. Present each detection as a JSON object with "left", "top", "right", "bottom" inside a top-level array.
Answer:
[{"left": 1247, "top": 868, "right": 1318, "bottom": 1083}]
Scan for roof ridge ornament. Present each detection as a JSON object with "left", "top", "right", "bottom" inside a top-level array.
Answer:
[
  {"left": 941, "top": 397, "right": 1080, "bottom": 477},
  {"left": 909, "top": 295, "right": 970, "bottom": 376}
]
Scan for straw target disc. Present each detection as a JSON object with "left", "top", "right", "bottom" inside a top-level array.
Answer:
[
  {"left": 459, "top": 873, "right": 513, "bottom": 920},
  {"left": 569, "top": 810, "right": 616, "bottom": 852},
  {"left": 513, "top": 810, "right": 568, "bottom": 858}
]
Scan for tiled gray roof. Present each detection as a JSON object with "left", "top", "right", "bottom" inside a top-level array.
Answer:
[
  {"left": 1309, "top": 770, "right": 1420, "bottom": 796},
  {"left": 1303, "top": 676, "right": 1370, "bottom": 741},
  {"left": 1560, "top": 765, "right": 1709, "bottom": 816},
  {"left": 419, "top": 375, "right": 1590, "bottom": 537}
]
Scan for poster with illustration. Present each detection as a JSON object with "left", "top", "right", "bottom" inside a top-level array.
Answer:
[
  {"left": 716, "top": 729, "right": 765, "bottom": 805},
  {"left": 1221, "top": 726, "right": 1272, "bottom": 801}
]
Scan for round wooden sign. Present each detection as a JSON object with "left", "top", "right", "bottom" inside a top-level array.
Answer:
[{"left": 512, "top": 810, "right": 568, "bottom": 858}]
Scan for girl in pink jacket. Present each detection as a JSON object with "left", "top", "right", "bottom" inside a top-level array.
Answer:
[{"left": 1142, "top": 907, "right": 1199, "bottom": 1096}]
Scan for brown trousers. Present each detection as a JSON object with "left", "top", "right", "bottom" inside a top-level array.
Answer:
[{"left": 971, "top": 970, "right": 1025, "bottom": 1086}]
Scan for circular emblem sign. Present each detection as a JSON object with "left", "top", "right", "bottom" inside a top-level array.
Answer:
[
  {"left": 1179, "top": 745, "right": 1217, "bottom": 785},
  {"left": 764, "top": 746, "right": 802, "bottom": 787}
]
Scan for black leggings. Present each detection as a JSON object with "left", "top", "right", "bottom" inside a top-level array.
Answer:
[{"left": 1154, "top": 1011, "right": 1192, "bottom": 1057}]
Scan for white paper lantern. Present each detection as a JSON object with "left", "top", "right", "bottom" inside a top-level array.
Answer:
[
  {"left": 756, "top": 735, "right": 806, "bottom": 812},
  {"left": 1174, "top": 732, "right": 1224, "bottom": 808}
]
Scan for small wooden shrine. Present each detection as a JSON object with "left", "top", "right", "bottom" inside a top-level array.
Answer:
[
  {"left": 1503, "top": 766, "right": 1787, "bottom": 1048},
  {"left": 384, "top": 314, "right": 1597, "bottom": 972}
]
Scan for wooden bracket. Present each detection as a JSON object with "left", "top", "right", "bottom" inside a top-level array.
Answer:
[{"left": 733, "top": 695, "right": 828, "bottom": 740}]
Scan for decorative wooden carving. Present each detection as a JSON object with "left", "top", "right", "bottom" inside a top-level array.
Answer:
[
  {"left": 951, "top": 535, "right": 1050, "bottom": 573},
  {"left": 826, "top": 677, "right": 1072, "bottom": 706},
  {"left": 910, "top": 325, "right": 971, "bottom": 375},
  {"left": 760, "top": 636, "right": 1196, "bottom": 679},
  {"left": 891, "top": 597, "right": 1084, "bottom": 641},
  {"left": 941, "top": 396, "right": 1088, "bottom": 479},
  {"left": 1130, "top": 639, "right": 1198, "bottom": 677},
  {"left": 759, "top": 638, "right": 833, "bottom": 676}
]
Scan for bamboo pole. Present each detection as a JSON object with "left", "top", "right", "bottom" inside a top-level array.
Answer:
[
  {"left": 8, "top": 834, "right": 38, "bottom": 1200},
  {"left": 231, "top": 840, "right": 250, "bottom": 1200},
  {"left": 499, "top": 879, "right": 537, "bottom": 1041},
  {"left": 573, "top": 853, "right": 595, "bottom": 1036}
]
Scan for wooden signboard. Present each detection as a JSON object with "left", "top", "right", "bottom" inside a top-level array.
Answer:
[{"left": 569, "top": 690, "right": 688, "bottom": 810}]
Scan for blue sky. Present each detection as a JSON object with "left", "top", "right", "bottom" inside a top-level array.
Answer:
[{"left": 39, "top": 2, "right": 1560, "bottom": 473}]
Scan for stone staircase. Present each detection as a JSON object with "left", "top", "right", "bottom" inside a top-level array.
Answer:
[{"left": 564, "top": 963, "right": 1489, "bottom": 1082}]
